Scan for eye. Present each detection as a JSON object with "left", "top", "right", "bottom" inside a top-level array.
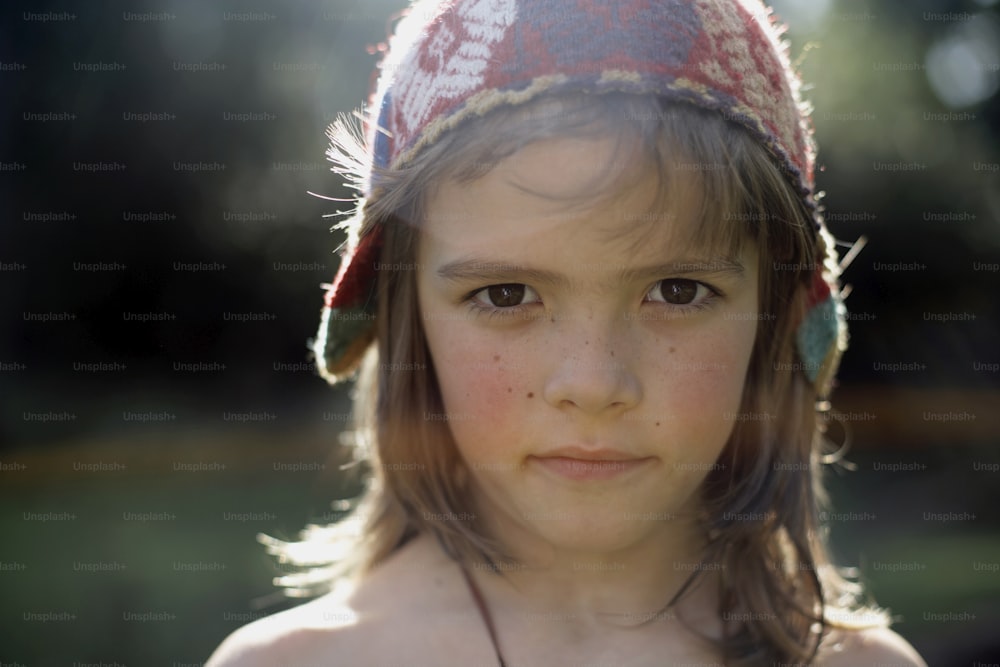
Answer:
[
  {"left": 646, "top": 279, "right": 713, "bottom": 306},
  {"left": 472, "top": 283, "right": 540, "bottom": 309}
]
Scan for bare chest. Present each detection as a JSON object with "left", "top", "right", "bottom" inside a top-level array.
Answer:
[{"left": 354, "top": 613, "right": 723, "bottom": 667}]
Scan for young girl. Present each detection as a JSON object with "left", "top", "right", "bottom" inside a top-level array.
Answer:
[{"left": 209, "top": 1, "right": 927, "bottom": 665}]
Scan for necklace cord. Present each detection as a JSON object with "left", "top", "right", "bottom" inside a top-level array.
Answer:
[{"left": 460, "top": 565, "right": 508, "bottom": 667}]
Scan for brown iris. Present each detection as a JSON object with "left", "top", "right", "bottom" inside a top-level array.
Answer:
[
  {"left": 487, "top": 284, "right": 526, "bottom": 307},
  {"left": 658, "top": 279, "right": 699, "bottom": 304}
]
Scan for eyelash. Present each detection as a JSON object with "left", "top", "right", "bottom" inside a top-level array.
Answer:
[
  {"left": 462, "top": 280, "right": 723, "bottom": 320},
  {"left": 462, "top": 286, "right": 536, "bottom": 321},
  {"left": 648, "top": 281, "right": 722, "bottom": 315}
]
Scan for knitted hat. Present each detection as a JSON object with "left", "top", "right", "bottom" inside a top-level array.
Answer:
[{"left": 313, "top": 0, "right": 848, "bottom": 397}]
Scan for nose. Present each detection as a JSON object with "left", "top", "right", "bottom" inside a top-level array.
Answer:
[{"left": 541, "top": 314, "right": 642, "bottom": 416}]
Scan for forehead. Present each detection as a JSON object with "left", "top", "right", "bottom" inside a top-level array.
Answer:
[{"left": 419, "top": 133, "right": 745, "bottom": 265}]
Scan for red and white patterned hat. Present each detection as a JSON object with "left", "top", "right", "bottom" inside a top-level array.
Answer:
[{"left": 313, "top": 0, "right": 847, "bottom": 396}]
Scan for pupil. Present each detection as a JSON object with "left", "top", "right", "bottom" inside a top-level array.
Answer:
[
  {"left": 661, "top": 280, "right": 697, "bottom": 304},
  {"left": 489, "top": 284, "right": 524, "bottom": 307}
]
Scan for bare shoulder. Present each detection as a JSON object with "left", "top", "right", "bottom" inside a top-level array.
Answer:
[
  {"left": 814, "top": 626, "right": 927, "bottom": 667},
  {"left": 205, "top": 533, "right": 482, "bottom": 667},
  {"left": 204, "top": 592, "right": 363, "bottom": 667}
]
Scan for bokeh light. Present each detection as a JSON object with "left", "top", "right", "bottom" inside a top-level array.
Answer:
[{"left": 926, "top": 12, "right": 1000, "bottom": 108}]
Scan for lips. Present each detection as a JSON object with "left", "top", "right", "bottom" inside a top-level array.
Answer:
[
  {"left": 529, "top": 446, "right": 655, "bottom": 481},
  {"left": 535, "top": 445, "right": 647, "bottom": 460}
]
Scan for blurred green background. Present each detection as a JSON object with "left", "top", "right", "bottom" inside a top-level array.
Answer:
[{"left": 2, "top": 0, "right": 999, "bottom": 664}]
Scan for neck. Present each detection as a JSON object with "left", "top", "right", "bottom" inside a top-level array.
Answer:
[{"left": 471, "top": 495, "right": 715, "bottom": 625}]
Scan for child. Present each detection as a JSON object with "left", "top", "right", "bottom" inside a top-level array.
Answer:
[{"left": 209, "top": 1, "right": 927, "bottom": 665}]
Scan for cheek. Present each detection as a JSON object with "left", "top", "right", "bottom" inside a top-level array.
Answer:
[
  {"left": 651, "top": 321, "right": 757, "bottom": 428},
  {"left": 424, "top": 322, "right": 529, "bottom": 456}
]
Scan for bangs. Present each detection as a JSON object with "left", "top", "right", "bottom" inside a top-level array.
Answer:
[{"left": 369, "top": 93, "right": 809, "bottom": 276}]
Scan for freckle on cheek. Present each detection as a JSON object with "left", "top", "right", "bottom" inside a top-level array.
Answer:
[
  {"left": 507, "top": 387, "right": 512, "bottom": 393},
  {"left": 494, "top": 355, "right": 501, "bottom": 362},
  {"left": 669, "top": 347, "right": 676, "bottom": 354},
  {"left": 527, "top": 392, "right": 534, "bottom": 399}
]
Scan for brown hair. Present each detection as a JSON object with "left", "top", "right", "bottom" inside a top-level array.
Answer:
[{"left": 265, "top": 93, "right": 889, "bottom": 665}]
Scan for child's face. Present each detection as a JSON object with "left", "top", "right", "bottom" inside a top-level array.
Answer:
[{"left": 416, "top": 134, "right": 759, "bottom": 555}]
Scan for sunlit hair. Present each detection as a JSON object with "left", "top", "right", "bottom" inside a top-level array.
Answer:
[{"left": 264, "top": 93, "right": 890, "bottom": 666}]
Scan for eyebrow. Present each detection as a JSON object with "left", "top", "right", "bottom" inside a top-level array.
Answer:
[{"left": 436, "top": 256, "right": 745, "bottom": 289}]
